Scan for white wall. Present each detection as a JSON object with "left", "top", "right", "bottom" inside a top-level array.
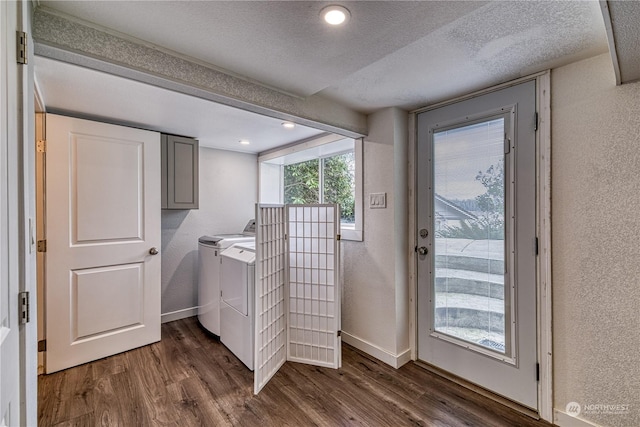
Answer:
[
  {"left": 259, "top": 162, "right": 282, "bottom": 204},
  {"left": 552, "top": 53, "right": 640, "bottom": 427},
  {"left": 341, "top": 107, "right": 411, "bottom": 367},
  {"left": 161, "top": 147, "right": 257, "bottom": 319}
]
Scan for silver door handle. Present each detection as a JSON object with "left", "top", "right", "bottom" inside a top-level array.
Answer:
[
  {"left": 149, "top": 247, "right": 159, "bottom": 255},
  {"left": 417, "top": 246, "right": 428, "bottom": 256}
]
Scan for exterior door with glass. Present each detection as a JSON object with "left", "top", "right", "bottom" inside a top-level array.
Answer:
[{"left": 417, "top": 81, "right": 538, "bottom": 409}]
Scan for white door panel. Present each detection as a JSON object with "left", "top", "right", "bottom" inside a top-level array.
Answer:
[
  {"left": 73, "top": 135, "right": 144, "bottom": 242},
  {"left": 46, "top": 114, "right": 161, "bottom": 373},
  {"left": 417, "top": 81, "right": 537, "bottom": 409},
  {"left": 1, "top": 1, "right": 22, "bottom": 424},
  {"left": 72, "top": 263, "right": 144, "bottom": 340}
]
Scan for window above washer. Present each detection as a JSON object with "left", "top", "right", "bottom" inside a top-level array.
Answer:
[{"left": 258, "top": 134, "right": 363, "bottom": 241}]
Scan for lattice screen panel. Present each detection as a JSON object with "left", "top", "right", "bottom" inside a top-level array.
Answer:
[
  {"left": 254, "top": 205, "right": 287, "bottom": 394},
  {"left": 287, "top": 204, "right": 341, "bottom": 368}
]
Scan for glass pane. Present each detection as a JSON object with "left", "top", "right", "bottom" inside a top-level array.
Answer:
[
  {"left": 322, "top": 152, "right": 355, "bottom": 225},
  {"left": 284, "top": 159, "right": 319, "bottom": 204},
  {"left": 433, "top": 118, "right": 506, "bottom": 353}
]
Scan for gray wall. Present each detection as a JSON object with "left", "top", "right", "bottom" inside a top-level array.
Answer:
[
  {"left": 161, "top": 147, "right": 257, "bottom": 316},
  {"left": 552, "top": 53, "right": 640, "bottom": 426}
]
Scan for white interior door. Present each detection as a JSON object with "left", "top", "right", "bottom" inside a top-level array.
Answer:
[
  {"left": 0, "top": 1, "right": 22, "bottom": 423},
  {"left": 417, "top": 81, "right": 538, "bottom": 409},
  {"left": 45, "top": 114, "right": 161, "bottom": 373}
]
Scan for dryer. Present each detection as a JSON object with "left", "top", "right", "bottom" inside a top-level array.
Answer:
[
  {"left": 197, "top": 220, "right": 255, "bottom": 337},
  {"left": 220, "top": 241, "right": 256, "bottom": 370}
]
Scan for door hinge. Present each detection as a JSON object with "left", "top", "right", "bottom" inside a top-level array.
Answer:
[
  {"left": 17, "top": 31, "right": 28, "bottom": 65},
  {"left": 19, "top": 291, "right": 30, "bottom": 324},
  {"left": 336, "top": 234, "right": 341, "bottom": 241},
  {"left": 536, "top": 363, "right": 540, "bottom": 382},
  {"left": 337, "top": 330, "right": 342, "bottom": 337},
  {"left": 37, "top": 240, "right": 47, "bottom": 252},
  {"left": 535, "top": 237, "right": 539, "bottom": 255},
  {"left": 38, "top": 340, "right": 47, "bottom": 352},
  {"left": 37, "top": 140, "right": 46, "bottom": 153},
  {"left": 534, "top": 112, "right": 539, "bottom": 132}
]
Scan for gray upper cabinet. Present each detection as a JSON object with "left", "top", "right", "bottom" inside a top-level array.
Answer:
[{"left": 161, "top": 134, "right": 199, "bottom": 209}]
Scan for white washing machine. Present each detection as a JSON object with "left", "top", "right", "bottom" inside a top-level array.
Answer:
[
  {"left": 197, "top": 220, "right": 255, "bottom": 337},
  {"left": 220, "top": 241, "right": 256, "bottom": 370}
]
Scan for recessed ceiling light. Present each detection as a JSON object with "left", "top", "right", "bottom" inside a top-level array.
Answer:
[
  {"left": 239, "top": 139, "right": 250, "bottom": 145},
  {"left": 321, "top": 5, "right": 350, "bottom": 26},
  {"left": 281, "top": 121, "right": 295, "bottom": 129}
]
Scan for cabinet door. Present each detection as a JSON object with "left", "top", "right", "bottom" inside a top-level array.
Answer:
[{"left": 162, "top": 134, "right": 199, "bottom": 209}]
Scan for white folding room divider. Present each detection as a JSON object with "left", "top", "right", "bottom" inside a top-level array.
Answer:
[
  {"left": 254, "top": 204, "right": 341, "bottom": 394},
  {"left": 254, "top": 205, "right": 287, "bottom": 394},
  {"left": 286, "top": 204, "right": 341, "bottom": 368}
]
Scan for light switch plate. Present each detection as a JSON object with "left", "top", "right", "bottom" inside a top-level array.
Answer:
[{"left": 369, "top": 192, "right": 386, "bottom": 209}]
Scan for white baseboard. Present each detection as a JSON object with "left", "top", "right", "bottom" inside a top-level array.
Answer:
[
  {"left": 396, "top": 347, "right": 412, "bottom": 368},
  {"left": 161, "top": 307, "right": 197, "bottom": 324},
  {"left": 342, "top": 331, "right": 411, "bottom": 369},
  {"left": 554, "top": 409, "right": 602, "bottom": 427}
]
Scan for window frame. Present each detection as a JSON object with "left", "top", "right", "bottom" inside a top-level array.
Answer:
[{"left": 258, "top": 136, "right": 363, "bottom": 241}]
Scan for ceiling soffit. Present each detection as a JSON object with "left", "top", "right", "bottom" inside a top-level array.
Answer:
[
  {"left": 37, "top": 1, "right": 489, "bottom": 97},
  {"left": 606, "top": 1, "right": 640, "bottom": 84}
]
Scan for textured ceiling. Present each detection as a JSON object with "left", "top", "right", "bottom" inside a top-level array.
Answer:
[
  {"left": 33, "top": 0, "right": 617, "bottom": 149},
  {"left": 38, "top": 1, "right": 487, "bottom": 98},
  {"left": 322, "top": 1, "right": 608, "bottom": 111},
  {"left": 38, "top": 0, "right": 608, "bottom": 113}
]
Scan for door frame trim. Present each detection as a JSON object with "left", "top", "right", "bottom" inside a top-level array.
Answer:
[
  {"left": 408, "top": 71, "right": 552, "bottom": 422},
  {"left": 535, "top": 72, "right": 552, "bottom": 423}
]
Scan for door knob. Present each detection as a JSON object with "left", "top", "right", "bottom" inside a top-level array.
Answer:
[
  {"left": 149, "top": 247, "right": 159, "bottom": 255},
  {"left": 417, "top": 246, "right": 428, "bottom": 256}
]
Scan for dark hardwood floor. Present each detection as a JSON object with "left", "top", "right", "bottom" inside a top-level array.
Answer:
[{"left": 39, "top": 318, "right": 553, "bottom": 426}]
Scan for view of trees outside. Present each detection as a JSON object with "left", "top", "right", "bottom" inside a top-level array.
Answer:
[
  {"left": 283, "top": 152, "right": 356, "bottom": 224},
  {"left": 437, "top": 159, "right": 504, "bottom": 240},
  {"left": 283, "top": 158, "right": 319, "bottom": 205},
  {"left": 433, "top": 118, "right": 507, "bottom": 354}
]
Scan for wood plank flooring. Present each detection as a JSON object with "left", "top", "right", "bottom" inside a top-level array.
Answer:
[{"left": 39, "top": 318, "right": 553, "bottom": 426}]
